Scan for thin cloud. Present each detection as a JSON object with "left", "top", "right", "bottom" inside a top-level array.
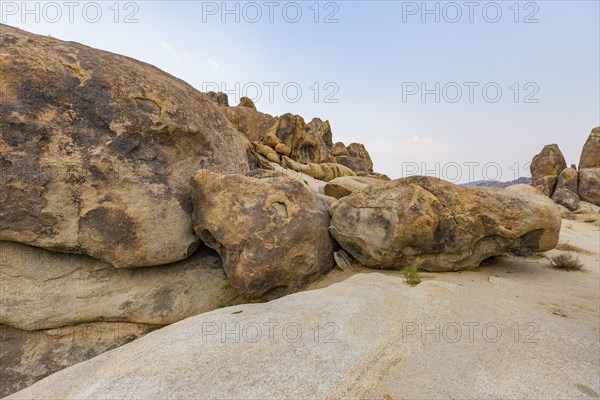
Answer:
[
  {"left": 203, "top": 58, "right": 220, "bottom": 69},
  {"left": 158, "top": 39, "right": 194, "bottom": 62}
]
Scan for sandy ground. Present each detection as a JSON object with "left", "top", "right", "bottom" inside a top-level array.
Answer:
[{"left": 307, "top": 217, "right": 600, "bottom": 398}]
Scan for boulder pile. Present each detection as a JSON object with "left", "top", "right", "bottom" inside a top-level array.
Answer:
[
  {"left": 530, "top": 127, "right": 600, "bottom": 210},
  {"left": 0, "top": 24, "right": 566, "bottom": 396},
  {"left": 216, "top": 96, "right": 382, "bottom": 180}
]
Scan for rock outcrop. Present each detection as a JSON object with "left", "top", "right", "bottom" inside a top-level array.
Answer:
[
  {"left": 281, "top": 156, "right": 356, "bottom": 182},
  {"left": 530, "top": 144, "right": 567, "bottom": 197},
  {"left": 579, "top": 127, "right": 600, "bottom": 169},
  {"left": 272, "top": 114, "right": 332, "bottom": 164},
  {"left": 0, "top": 241, "right": 238, "bottom": 331},
  {"left": 330, "top": 177, "right": 561, "bottom": 271},
  {"left": 324, "top": 176, "right": 386, "bottom": 199},
  {"left": 224, "top": 106, "right": 277, "bottom": 143},
  {"left": 0, "top": 24, "right": 251, "bottom": 268},
  {"left": 578, "top": 168, "right": 600, "bottom": 206},
  {"left": 336, "top": 142, "right": 374, "bottom": 173},
  {"left": 190, "top": 170, "right": 335, "bottom": 299},
  {"left": 529, "top": 128, "right": 600, "bottom": 210},
  {"left": 577, "top": 128, "right": 600, "bottom": 206},
  {"left": 1, "top": 322, "right": 156, "bottom": 398},
  {"left": 8, "top": 272, "right": 599, "bottom": 400},
  {"left": 551, "top": 166, "right": 579, "bottom": 211},
  {"left": 207, "top": 91, "right": 377, "bottom": 181}
]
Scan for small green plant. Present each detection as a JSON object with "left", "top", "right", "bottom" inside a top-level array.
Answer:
[
  {"left": 550, "top": 254, "right": 584, "bottom": 271},
  {"left": 403, "top": 258, "right": 423, "bottom": 286},
  {"left": 217, "top": 301, "right": 238, "bottom": 308}
]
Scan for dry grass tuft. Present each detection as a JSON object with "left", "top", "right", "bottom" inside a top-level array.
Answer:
[{"left": 550, "top": 254, "right": 584, "bottom": 271}]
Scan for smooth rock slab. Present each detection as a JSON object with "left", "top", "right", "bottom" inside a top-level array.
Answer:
[
  {"left": 7, "top": 271, "right": 599, "bottom": 400},
  {"left": 329, "top": 177, "right": 561, "bottom": 271},
  {"left": 0, "top": 241, "right": 239, "bottom": 331},
  {"left": 0, "top": 322, "right": 156, "bottom": 398}
]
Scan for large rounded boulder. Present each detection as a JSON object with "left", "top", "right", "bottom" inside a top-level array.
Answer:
[
  {"left": 329, "top": 177, "right": 561, "bottom": 271},
  {"left": 0, "top": 25, "right": 250, "bottom": 267},
  {"left": 190, "top": 170, "right": 335, "bottom": 299}
]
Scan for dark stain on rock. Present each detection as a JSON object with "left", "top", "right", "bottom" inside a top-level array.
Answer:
[
  {"left": 108, "top": 133, "right": 141, "bottom": 155},
  {"left": 0, "top": 35, "right": 17, "bottom": 46},
  {"left": 511, "top": 229, "right": 542, "bottom": 256},
  {"left": 152, "top": 289, "right": 174, "bottom": 314},
  {"left": 79, "top": 207, "right": 137, "bottom": 248},
  {"left": 119, "top": 300, "right": 134, "bottom": 310},
  {"left": 88, "top": 164, "right": 107, "bottom": 180}
]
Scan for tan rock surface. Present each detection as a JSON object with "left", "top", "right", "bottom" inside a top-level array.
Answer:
[
  {"left": 579, "top": 126, "right": 600, "bottom": 169},
  {"left": 334, "top": 142, "right": 374, "bottom": 173},
  {"left": 0, "top": 24, "right": 250, "bottom": 268},
  {"left": 324, "top": 176, "right": 385, "bottom": 199},
  {"left": 190, "top": 170, "right": 335, "bottom": 299},
  {"left": 330, "top": 177, "right": 561, "bottom": 271},
  {"left": 0, "top": 241, "right": 239, "bottom": 331},
  {"left": 556, "top": 166, "right": 578, "bottom": 193},
  {"left": 530, "top": 144, "right": 567, "bottom": 196},
  {"left": 0, "top": 322, "right": 156, "bottom": 398},
  {"left": 578, "top": 168, "right": 600, "bottom": 206},
  {"left": 224, "top": 106, "right": 276, "bottom": 143},
  {"left": 274, "top": 114, "right": 331, "bottom": 164},
  {"left": 281, "top": 156, "right": 355, "bottom": 182}
]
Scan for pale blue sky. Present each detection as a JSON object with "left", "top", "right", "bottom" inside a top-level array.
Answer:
[{"left": 3, "top": 1, "right": 599, "bottom": 181}]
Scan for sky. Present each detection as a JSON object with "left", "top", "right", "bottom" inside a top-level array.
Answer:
[{"left": 2, "top": 0, "right": 599, "bottom": 182}]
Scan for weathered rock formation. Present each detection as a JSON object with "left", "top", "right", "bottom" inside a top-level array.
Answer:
[
  {"left": 0, "top": 239, "right": 239, "bottom": 395},
  {"left": 530, "top": 144, "right": 567, "bottom": 197},
  {"left": 0, "top": 241, "right": 238, "bottom": 331},
  {"left": 0, "top": 24, "right": 251, "bottom": 268},
  {"left": 207, "top": 92, "right": 377, "bottom": 181},
  {"left": 578, "top": 168, "right": 600, "bottom": 206},
  {"left": 551, "top": 166, "right": 579, "bottom": 211},
  {"left": 531, "top": 128, "right": 600, "bottom": 209},
  {"left": 190, "top": 170, "right": 335, "bottom": 299},
  {"left": 577, "top": 128, "right": 600, "bottom": 206},
  {"left": 280, "top": 156, "right": 355, "bottom": 182},
  {"left": 224, "top": 105, "right": 276, "bottom": 143},
  {"left": 330, "top": 177, "right": 561, "bottom": 271},
  {"left": 1, "top": 322, "right": 156, "bottom": 398},
  {"left": 579, "top": 127, "right": 600, "bottom": 169},
  {"left": 324, "top": 176, "right": 386, "bottom": 199}
]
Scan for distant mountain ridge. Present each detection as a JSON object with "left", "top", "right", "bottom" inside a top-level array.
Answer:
[{"left": 462, "top": 177, "right": 532, "bottom": 188}]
